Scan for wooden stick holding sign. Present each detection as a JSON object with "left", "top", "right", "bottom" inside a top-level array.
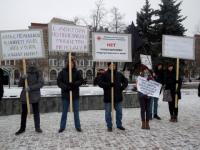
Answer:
[
  {"left": 175, "top": 58, "right": 180, "bottom": 108},
  {"left": 111, "top": 62, "right": 115, "bottom": 123},
  {"left": 22, "top": 59, "right": 31, "bottom": 116},
  {"left": 69, "top": 52, "right": 73, "bottom": 112}
]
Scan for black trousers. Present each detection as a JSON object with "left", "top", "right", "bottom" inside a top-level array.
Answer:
[
  {"left": 168, "top": 96, "right": 178, "bottom": 117},
  {"left": 138, "top": 93, "right": 151, "bottom": 121},
  {"left": 20, "top": 103, "right": 40, "bottom": 130}
]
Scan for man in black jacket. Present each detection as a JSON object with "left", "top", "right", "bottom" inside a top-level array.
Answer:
[
  {"left": 98, "top": 62, "right": 128, "bottom": 132},
  {"left": 57, "top": 57, "right": 83, "bottom": 133},
  {"left": 0, "top": 68, "right": 4, "bottom": 101}
]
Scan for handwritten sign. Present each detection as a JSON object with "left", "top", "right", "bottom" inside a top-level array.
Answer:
[
  {"left": 48, "top": 23, "right": 89, "bottom": 52},
  {"left": 92, "top": 32, "right": 132, "bottom": 62},
  {"left": 0, "top": 30, "right": 45, "bottom": 60},
  {"left": 137, "top": 76, "right": 162, "bottom": 98}
]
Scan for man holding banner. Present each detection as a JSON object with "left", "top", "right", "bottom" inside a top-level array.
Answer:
[
  {"left": 98, "top": 62, "right": 128, "bottom": 132},
  {"left": 57, "top": 56, "right": 84, "bottom": 133},
  {"left": 15, "top": 62, "right": 44, "bottom": 135}
]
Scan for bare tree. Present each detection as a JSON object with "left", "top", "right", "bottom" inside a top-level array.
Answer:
[
  {"left": 109, "top": 7, "right": 126, "bottom": 33},
  {"left": 73, "top": 16, "right": 88, "bottom": 26},
  {"left": 91, "top": 0, "right": 107, "bottom": 32}
]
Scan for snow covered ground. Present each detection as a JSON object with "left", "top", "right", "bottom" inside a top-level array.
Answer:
[{"left": 0, "top": 89, "right": 200, "bottom": 149}]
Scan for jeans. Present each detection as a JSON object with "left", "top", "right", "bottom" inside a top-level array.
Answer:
[
  {"left": 104, "top": 102, "right": 122, "bottom": 128},
  {"left": 60, "top": 98, "right": 81, "bottom": 130},
  {"left": 20, "top": 103, "right": 40, "bottom": 130},
  {"left": 149, "top": 97, "right": 159, "bottom": 117}
]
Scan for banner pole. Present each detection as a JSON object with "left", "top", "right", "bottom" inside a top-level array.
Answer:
[
  {"left": 22, "top": 59, "right": 31, "bottom": 116},
  {"left": 175, "top": 58, "right": 180, "bottom": 108},
  {"left": 111, "top": 62, "right": 115, "bottom": 124},
  {"left": 69, "top": 52, "right": 73, "bottom": 112}
]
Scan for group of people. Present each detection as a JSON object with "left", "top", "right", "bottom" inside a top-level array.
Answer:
[
  {"left": 0, "top": 56, "right": 200, "bottom": 135},
  {"left": 137, "top": 63, "right": 182, "bottom": 129}
]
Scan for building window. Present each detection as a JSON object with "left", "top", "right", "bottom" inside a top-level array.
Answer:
[
  {"left": 14, "top": 70, "right": 20, "bottom": 85},
  {"left": 78, "top": 70, "right": 84, "bottom": 78},
  {"left": 49, "top": 59, "right": 58, "bottom": 67},
  {"left": 50, "top": 70, "right": 57, "bottom": 80},
  {"left": 86, "top": 70, "right": 93, "bottom": 81}
]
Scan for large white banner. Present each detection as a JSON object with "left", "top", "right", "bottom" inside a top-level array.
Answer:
[
  {"left": 92, "top": 32, "right": 132, "bottom": 62},
  {"left": 136, "top": 76, "right": 162, "bottom": 98},
  {"left": 48, "top": 23, "right": 89, "bottom": 52},
  {"left": 0, "top": 30, "right": 45, "bottom": 60},
  {"left": 162, "top": 35, "right": 195, "bottom": 60},
  {"left": 140, "top": 54, "right": 152, "bottom": 69}
]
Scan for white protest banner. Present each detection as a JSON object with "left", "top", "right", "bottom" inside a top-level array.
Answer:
[
  {"left": 136, "top": 76, "right": 162, "bottom": 98},
  {"left": 140, "top": 54, "right": 152, "bottom": 69},
  {"left": 162, "top": 35, "right": 195, "bottom": 60},
  {"left": 0, "top": 30, "right": 45, "bottom": 60},
  {"left": 48, "top": 23, "right": 89, "bottom": 52},
  {"left": 92, "top": 32, "right": 132, "bottom": 62}
]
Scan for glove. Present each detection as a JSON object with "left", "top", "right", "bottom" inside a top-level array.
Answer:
[
  {"left": 68, "top": 82, "right": 74, "bottom": 90},
  {"left": 24, "top": 87, "right": 30, "bottom": 92},
  {"left": 21, "top": 74, "right": 28, "bottom": 79}
]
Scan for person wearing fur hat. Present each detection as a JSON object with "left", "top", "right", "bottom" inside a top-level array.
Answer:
[
  {"left": 98, "top": 62, "right": 128, "bottom": 132},
  {"left": 163, "top": 64, "right": 182, "bottom": 122},
  {"left": 15, "top": 62, "right": 44, "bottom": 135},
  {"left": 137, "top": 64, "right": 153, "bottom": 129},
  {"left": 57, "top": 56, "right": 84, "bottom": 133}
]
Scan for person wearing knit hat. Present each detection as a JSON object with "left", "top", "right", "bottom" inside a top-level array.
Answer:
[{"left": 98, "top": 62, "right": 128, "bottom": 132}]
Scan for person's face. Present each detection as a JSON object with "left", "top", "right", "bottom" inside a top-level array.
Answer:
[
  {"left": 168, "top": 66, "right": 173, "bottom": 71},
  {"left": 109, "top": 63, "right": 116, "bottom": 70},
  {"left": 158, "top": 65, "right": 162, "bottom": 70},
  {"left": 66, "top": 60, "right": 75, "bottom": 68}
]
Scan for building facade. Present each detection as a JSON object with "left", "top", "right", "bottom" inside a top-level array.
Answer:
[{"left": 0, "top": 18, "right": 124, "bottom": 85}]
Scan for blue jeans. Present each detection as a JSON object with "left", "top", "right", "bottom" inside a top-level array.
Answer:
[
  {"left": 60, "top": 98, "right": 81, "bottom": 130},
  {"left": 104, "top": 102, "right": 122, "bottom": 128},
  {"left": 150, "top": 97, "right": 159, "bottom": 117}
]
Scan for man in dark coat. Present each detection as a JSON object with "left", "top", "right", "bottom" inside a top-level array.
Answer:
[
  {"left": 0, "top": 68, "right": 4, "bottom": 101},
  {"left": 164, "top": 64, "right": 182, "bottom": 122},
  {"left": 15, "top": 63, "right": 44, "bottom": 135},
  {"left": 57, "top": 57, "right": 84, "bottom": 133},
  {"left": 98, "top": 62, "right": 128, "bottom": 132}
]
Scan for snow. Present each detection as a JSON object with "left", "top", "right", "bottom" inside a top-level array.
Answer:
[{"left": 0, "top": 89, "right": 200, "bottom": 149}]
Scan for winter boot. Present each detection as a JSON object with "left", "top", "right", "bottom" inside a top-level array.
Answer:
[
  {"left": 146, "top": 121, "right": 150, "bottom": 130},
  {"left": 141, "top": 121, "right": 146, "bottom": 129}
]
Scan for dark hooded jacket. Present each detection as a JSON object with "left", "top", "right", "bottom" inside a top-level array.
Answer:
[
  {"left": 57, "top": 67, "right": 83, "bottom": 100},
  {"left": 18, "top": 66, "right": 44, "bottom": 104},
  {"left": 98, "top": 69, "right": 128, "bottom": 103}
]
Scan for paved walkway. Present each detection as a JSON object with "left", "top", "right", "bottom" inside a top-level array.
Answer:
[{"left": 0, "top": 90, "right": 200, "bottom": 150}]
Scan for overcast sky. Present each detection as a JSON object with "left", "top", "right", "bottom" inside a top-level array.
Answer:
[{"left": 0, "top": 0, "right": 199, "bottom": 36}]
